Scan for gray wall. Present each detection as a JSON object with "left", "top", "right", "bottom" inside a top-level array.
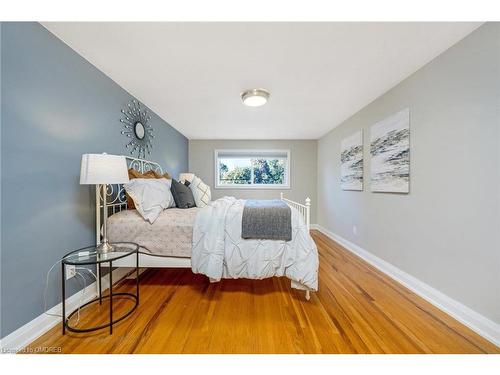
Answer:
[
  {"left": 317, "top": 23, "right": 500, "bottom": 323},
  {"left": 0, "top": 22, "right": 188, "bottom": 337},
  {"left": 189, "top": 140, "right": 318, "bottom": 223}
]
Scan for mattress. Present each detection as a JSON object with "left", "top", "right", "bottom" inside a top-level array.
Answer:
[{"left": 106, "top": 208, "right": 200, "bottom": 257}]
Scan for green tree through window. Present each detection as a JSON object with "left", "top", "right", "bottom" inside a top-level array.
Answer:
[
  {"left": 216, "top": 151, "right": 289, "bottom": 187},
  {"left": 218, "top": 157, "right": 286, "bottom": 185},
  {"left": 221, "top": 165, "right": 252, "bottom": 184},
  {"left": 252, "top": 159, "right": 285, "bottom": 184}
]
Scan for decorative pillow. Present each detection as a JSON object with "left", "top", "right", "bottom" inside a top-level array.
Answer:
[
  {"left": 190, "top": 176, "right": 211, "bottom": 207},
  {"left": 170, "top": 179, "right": 196, "bottom": 208},
  {"left": 153, "top": 171, "right": 172, "bottom": 180},
  {"left": 126, "top": 169, "right": 155, "bottom": 209},
  {"left": 179, "top": 173, "right": 195, "bottom": 183},
  {"left": 126, "top": 168, "right": 172, "bottom": 209},
  {"left": 124, "top": 179, "right": 175, "bottom": 223}
]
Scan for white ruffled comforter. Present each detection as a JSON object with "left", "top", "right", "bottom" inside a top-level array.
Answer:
[{"left": 191, "top": 197, "right": 318, "bottom": 291}]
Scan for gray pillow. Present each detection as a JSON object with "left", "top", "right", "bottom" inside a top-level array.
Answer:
[{"left": 170, "top": 179, "right": 196, "bottom": 208}]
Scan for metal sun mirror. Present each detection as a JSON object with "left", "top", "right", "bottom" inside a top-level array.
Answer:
[{"left": 120, "top": 99, "right": 154, "bottom": 159}]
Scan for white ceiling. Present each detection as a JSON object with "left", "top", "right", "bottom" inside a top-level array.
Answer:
[{"left": 43, "top": 22, "right": 481, "bottom": 140}]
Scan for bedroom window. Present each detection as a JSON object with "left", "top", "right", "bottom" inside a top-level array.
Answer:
[{"left": 215, "top": 149, "right": 290, "bottom": 189}]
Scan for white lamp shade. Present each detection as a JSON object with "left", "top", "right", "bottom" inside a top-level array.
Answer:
[
  {"left": 179, "top": 173, "right": 195, "bottom": 183},
  {"left": 80, "top": 154, "right": 130, "bottom": 185}
]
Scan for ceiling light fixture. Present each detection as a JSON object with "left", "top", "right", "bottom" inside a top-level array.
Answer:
[{"left": 241, "top": 88, "right": 270, "bottom": 107}]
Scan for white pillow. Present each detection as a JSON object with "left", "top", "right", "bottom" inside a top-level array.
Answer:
[
  {"left": 190, "top": 176, "right": 211, "bottom": 207},
  {"left": 179, "top": 173, "right": 195, "bottom": 183},
  {"left": 124, "top": 179, "right": 175, "bottom": 223}
]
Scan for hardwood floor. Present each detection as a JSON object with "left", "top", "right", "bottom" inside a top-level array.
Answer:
[{"left": 27, "top": 230, "right": 499, "bottom": 354}]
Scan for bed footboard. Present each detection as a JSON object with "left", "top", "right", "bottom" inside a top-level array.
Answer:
[{"left": 280, "top": 193, "right": 311, "bottom": 230}]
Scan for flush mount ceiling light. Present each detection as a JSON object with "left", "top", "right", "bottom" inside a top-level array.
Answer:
[{"left": 241, "top": 88, "right": 270, "bottom": 107}]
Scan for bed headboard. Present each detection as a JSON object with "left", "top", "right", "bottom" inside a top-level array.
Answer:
[{"left": 95, "top": 156, "right": 163, "bottom": 245}]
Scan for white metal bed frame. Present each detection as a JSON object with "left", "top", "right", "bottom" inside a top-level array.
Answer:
[{"left": 96, "top": 156, "right": 312, "bottom": 296}]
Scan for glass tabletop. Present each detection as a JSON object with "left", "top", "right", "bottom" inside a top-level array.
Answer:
[{"left": 62, "top": 243, "right": 139, "bottom": 265}]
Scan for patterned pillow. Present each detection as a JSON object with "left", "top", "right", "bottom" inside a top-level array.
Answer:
[{"left": 190, "top": 176, "right": 211, "bottom": 207}]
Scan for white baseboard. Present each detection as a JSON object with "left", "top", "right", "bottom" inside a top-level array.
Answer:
[
  {"left": 0, "top": 267, "right": 131, "bottom": 353},
  {"left": 314, "top": 224, "right": 500, "bottom": 348}
]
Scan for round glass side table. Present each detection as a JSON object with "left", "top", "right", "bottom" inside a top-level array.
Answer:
[{"left": 61, "top": 242, "right": 139, "bottom": 335}]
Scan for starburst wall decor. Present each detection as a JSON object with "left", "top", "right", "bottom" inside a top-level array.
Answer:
[{"left": 120, "top": 99, "right": 154, "bottom": 158}]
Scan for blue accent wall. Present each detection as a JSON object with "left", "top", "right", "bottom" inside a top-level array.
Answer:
[{"left": 0, "top": 22, "right": 188, "bottom": 337}]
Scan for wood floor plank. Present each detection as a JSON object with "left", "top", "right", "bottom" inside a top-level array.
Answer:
[{"left": 25, "top": 230, "right": 500, "bottom": 354}]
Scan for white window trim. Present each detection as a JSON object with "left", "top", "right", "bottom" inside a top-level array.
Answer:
[{"left": 214, "top": 149, "right": 291, "bottom": 189}]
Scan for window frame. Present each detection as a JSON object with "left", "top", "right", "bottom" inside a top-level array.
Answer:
[{"left": 214, "top": 149, "right": 291, "bottom": 189}]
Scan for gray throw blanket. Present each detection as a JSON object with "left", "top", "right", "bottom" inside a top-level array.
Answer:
[{"left": 241, "top": 199, "right": 292, "bottom": 241}]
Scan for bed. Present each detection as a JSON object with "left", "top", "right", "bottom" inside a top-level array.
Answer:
[
  {"left": 97, "top": 156, "right": 318, "bottom": 298},
  {"left": 107, "top": 207, "right": 200, "bottom": 258}
]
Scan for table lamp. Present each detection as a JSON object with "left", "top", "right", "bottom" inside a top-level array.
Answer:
[{"left": 80, "top": 153, "right": 129, "bottom": 253}]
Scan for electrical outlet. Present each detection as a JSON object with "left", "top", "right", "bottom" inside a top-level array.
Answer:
[
  {"left": 352, "top": 225, "right": 358, "bottom": 236},
  {"left": 66, "top": 265, "right": 76, "bottom": 280}
]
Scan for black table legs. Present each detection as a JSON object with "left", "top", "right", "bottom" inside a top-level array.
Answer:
[
  {"left": 61, "top": 247, "right": 139, "bottom": 335},
  {"left": 62, "top": 262, "right": 66, "bottom": 335},
  {"left": 109, "top": 260, "right": 113, "bottom": 334}
]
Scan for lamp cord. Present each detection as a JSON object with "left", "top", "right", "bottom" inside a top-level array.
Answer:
[{"left": 43, "top": 261, "right": 96, "bottom": 325}]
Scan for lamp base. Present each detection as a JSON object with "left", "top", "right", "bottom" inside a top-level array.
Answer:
[{"left": 96, "top": 241, "right": 115, "bottom": 254}]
